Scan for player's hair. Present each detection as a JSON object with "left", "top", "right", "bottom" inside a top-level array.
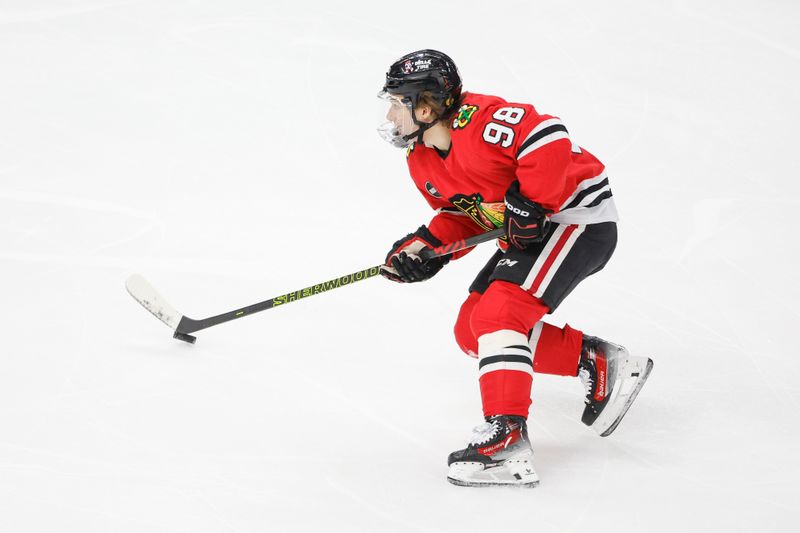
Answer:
[{"left": 417, "top": 90, "right": 461, "bottom": 122}]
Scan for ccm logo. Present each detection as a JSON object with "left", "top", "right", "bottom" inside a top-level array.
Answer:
[
  {"left": 497, "top": 259, "right": 518, "bottom": 267},
  {"left": 505, "top": 201, "right": 529, "bottom": 217}
]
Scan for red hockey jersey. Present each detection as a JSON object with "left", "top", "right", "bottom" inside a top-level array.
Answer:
[{"left": 405, "top": 92, "right": 618, "bottom": 257}]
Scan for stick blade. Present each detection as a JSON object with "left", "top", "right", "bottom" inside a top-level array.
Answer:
[{"left": 125, "top": 274, "right": 183, "bottom": 330}]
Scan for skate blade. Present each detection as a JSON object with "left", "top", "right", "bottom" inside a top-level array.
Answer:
[
  {"left": 593, "top": 356, "right": 654, "bottom": 437},
  {"left": 447, "top": 458, "right": 540, "bottom": 488}
]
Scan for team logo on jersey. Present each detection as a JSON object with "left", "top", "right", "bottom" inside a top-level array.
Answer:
[
  {"left": 452, "top": 104, "right": 479, "bottom": 130},
  {"left": 449, "top": 193, "right": 506, "bottom": 232},
  {"left": 425, "top": 181, "right": 442, "bottom": 198}
]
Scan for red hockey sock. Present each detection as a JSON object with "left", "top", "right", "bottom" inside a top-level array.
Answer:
[
  {"left": 471, "top": 281, "right": 548, "bottom": 418},
  {"left": 455, "top": 282, "right": 585, "bottom": 417},
  {"left": 530, "top": 322, "right": 584, "bottom": 376}
]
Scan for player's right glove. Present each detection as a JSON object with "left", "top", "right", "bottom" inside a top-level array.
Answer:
[
  {"left": 381, "top": 225, "right": 450, "bottom": 283},
  {"left": 503, "top": 180, "right": 553, "bottom": 250}
]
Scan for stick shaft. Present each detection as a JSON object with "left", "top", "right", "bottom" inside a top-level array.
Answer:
[
  {"left": 176, "top": 228, "right": 504, "bottom": 337},
  {"left": 176, "top": 265, "right": 382, "bottom": 334}
]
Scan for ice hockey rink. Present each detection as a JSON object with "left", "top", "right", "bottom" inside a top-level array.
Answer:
[{"left": 1, "top": 0, "right": 798, "bottom": 531}]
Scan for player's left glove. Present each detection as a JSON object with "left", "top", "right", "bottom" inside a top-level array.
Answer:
[
  {"left": 381, "top": 225, "right": 450, "bottom": 283},
  {"left": 503, "top": 180, "right": 553, "bottom": 250}
]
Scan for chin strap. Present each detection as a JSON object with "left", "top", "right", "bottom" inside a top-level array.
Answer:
[
  {"left": 402, "top": 121, "right": 437, "bottom": 144},
  {"left": 402, "top": 106, "right": 440, "bottom": 144}
]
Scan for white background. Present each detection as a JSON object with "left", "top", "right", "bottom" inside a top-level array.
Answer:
[{"left": 1, "top": 0, "right": 798, "bottom": 531}]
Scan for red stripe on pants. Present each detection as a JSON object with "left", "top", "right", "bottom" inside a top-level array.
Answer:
[{"left": 529, "top": 224, "right": 578, "bottom": 294}]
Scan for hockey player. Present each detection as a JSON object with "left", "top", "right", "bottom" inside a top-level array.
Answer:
[{"left": 377, "top": 50, "right": 654, "bottom": 487}]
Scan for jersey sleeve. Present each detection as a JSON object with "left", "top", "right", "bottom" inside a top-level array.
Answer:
[
  {"left": 474, "top": 103, "right": 573, "bottom": 213},
  {"left": 511, "top": 115, "right": 573, "bottom": 212}
]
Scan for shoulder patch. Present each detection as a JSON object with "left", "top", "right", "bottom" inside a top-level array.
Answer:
[
  {"left": 452, "top": 104, "right": 479, "bottom": 130},
  {"left": 425, "top": 181, "right": 442, "bottom": 198}
]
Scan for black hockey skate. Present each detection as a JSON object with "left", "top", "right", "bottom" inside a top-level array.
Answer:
[
  {"left": 578, "top": 335, "right": 654, "bottom": 437},
  {"left": 447, "top": 415, "right": 539, "bottom": 487}
]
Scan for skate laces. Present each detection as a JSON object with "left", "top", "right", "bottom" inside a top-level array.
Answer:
[
  {"left": 468, "top": 420, "right": 500, "bottom": 445},
  {"left": 578, "top": 367, "right": 593, "bottom": 405}
]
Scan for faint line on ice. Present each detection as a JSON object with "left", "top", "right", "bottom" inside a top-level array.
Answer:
[
  {"left": 0, "top": 189, "right": 158, "bottom": 222},
  {"left": 0, "top": 1, "right": 133, "bottom": 25}
]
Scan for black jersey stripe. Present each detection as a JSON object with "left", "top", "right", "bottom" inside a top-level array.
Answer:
[
  {"left": 583, "top": 190, "right": 614, "bottom": 209},
  {"left": 516, "top": 124, "right": 568, "bottom": 159},
  {"left": 478, "top": 354, "right": 533, "bottom": 370},
  {"left": 506, "top": 345, "right": 532, "bottom": 353},
  {"left": 563, "top": 178, "right": 610, "bottom": 210}
]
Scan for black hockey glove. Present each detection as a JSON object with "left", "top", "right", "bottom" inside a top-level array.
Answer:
[
  {"left": 381, "top": 225, "right": 450, "bottom": 283},
  {"left": 503, "top": 180, "right": 553, "bottom": 250}
]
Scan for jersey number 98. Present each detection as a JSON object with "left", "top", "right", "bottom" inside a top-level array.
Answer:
[{"left": 482, "top": 107, "right": 525, "bottom": 148}]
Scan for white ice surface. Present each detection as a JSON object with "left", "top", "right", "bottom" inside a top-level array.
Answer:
[{"left": 1, "top": 1, "right": 799, "bottom": 531}]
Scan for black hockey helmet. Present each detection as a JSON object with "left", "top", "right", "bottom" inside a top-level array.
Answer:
[
  {"left": 378, "top": 49, "right": 462, "bottom": 145},
  {"left": 382, "top": 49, "right": 462, "bottom": 118}
]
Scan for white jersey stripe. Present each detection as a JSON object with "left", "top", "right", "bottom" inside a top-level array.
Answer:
[
  {"left": 576, "top": 184, "right": 612, "bottom": 208},
  {"left": 551, "top": 199, "right": 619, "bottom": 225},
  {"left": 553, "top": 170, "right": 619, "bottom": 224},
  {"left": 558, "top": 172, "right": 608, "bottom": 211},
  {"left": 534, "top": 225, "right": 586, "bottom": 298},
  {"left": 516, "top": 118, "right": 569, "bottom": 160},
  {"left": 521, "top": 118, "right": 564, "bottom": 142},
  {"left": 517, "top": 131, "right": 570, "bottom": 160}
]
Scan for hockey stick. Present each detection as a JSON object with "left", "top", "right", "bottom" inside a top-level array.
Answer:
[{"left": 126, "top": 228, "right": 504, "bottom": 344}]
